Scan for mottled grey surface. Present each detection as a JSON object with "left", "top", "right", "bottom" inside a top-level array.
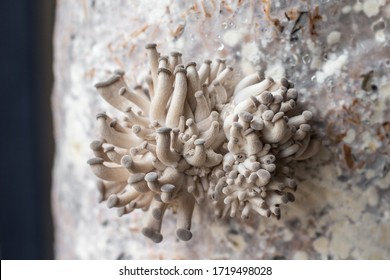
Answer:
[{"left": 52, "top": 0, "right": 390, "bottom": 259}]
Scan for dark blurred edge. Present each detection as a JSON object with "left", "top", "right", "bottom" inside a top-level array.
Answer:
[{"left": 0, "top": 0, "right": 55, "bottom": 259}]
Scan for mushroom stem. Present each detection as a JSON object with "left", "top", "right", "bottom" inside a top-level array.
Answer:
[
  {"left": 94, "top": 72, "right": 131, "bottom": 112},
  {"left": 169, "top": 51, "right": 182, "bottom": 72},
  {"left": 196, "top": 111, "right": 219, "bottom": 132},
  {"left": 165, "top": 68, "right": 188, "bottom": 128},
  {"left": 121, "top": 154, "right": 155, "bottom": 173},
  {"left": 106, "top": 185, "right": 141, "bottom": 208},
  {"left": 104, "top": 145, "right": 125, "bottom": 164},
  {"left": 128, "top": 173, "right": 149, "bottom": 192},
  {"left": 97, "top": 180, "right": 127, "bottom": 202},
  {"left": 87, "top": 157, "right": 129, "bottom": 181},
  {"left": 175, "top": 193, "right": 195, "bottom": 241},
  {"left": 142, "top": 197, "right": 167, "bottom": 243},
  {"left": 124, "top": 107, "right": 150, "bottom": 128},
  {"left": 234, "top": 77, "right": 274, "bottom": 105},
  {"left": 185, "top": 139, "right": 207, "bottom": 166},
  {"left": 97, "top": 113, "right": 142, "bottom": 148},
  {"left": 145, "top": 43, "right": 159, "bottom": 89},
  {"left": 155, "top": 127, "right": 181, "bottom": 166},
  {"left": 205, "top": 149, "right": 223, "bottom": 167},
  {"left": 150, "top": 68, "right": 172, "bottom": 125},
  {"left": 194, "top": 91, "right": 211, "bottom": 122},
  {"left": 214, "top": 66, "right": 233, "bottom": 85},
  {"left": 214, "top": 81, "right": 228, "bottom": 104},
  {"left": 294, "top": 136, "right": 321, "bottom": 160},
  {"left": 288, "top": 111, "right": 312, "bottom": 127},
  {"left": 200, "top": 121, "right": 219, "bottom": 148},
  {"left": 234, "top": 71, "right": 263, "bottom": 95},
  {"left": 186, "top": 62, "right": 201, "bottom": 111},
  {"left": 198, "top": 59, "right": 211, "bottom": 85},
  {"left": 119, "top": 87, "right": 150, "bottom": 116},
  {"left": 210, "top": 59, "right": 222, "bottom": 81},
  {"left": 90, "top": 140, "right": 110, "bottom": 162}
]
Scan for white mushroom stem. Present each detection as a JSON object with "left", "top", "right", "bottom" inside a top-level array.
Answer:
[
  {"left": 257, "top": 144, "right": 271, "bottom": 157},
  {"left": 209, "top": 59, "right": 221, "bottom": 81},
  {"left": 233, "top": 96, "right": 260, "bottom": 115},
  {"left": 198, "top": 59, "right": 211, "bottom": 85},
  {"left": 106, "top": 185, "right": 142, "bottom": 208},
  {"left": 205, "top": 149, "right": 223, "bottom": 167},
  {"left": 155, "top": 127, "right": 181, "bottom": 166},
  {"left": 165, "top": 68, "right": 188, "bottom": 128},
  {"left": 97, "top": 180, "right": 127, "bottom": 202},
  {"left": 94, "top": 72, "right": 131, "bottom": 112},
  {"left": 158, "top": 167, "right": 182, "bottom": 186},
  {"left": 186, "top": 62, "right": 201, "bottom": 111},
  {"left": 144, "top": 75, "right": 154, "bottom": 98},
  {"left": 175, "top": 193, "right": 195, "bottom": 241},
  {"left": 185, "top": 119, "right": 199, "bottom": 136},
  {"left": 169, "top": 51, "right": 182, "bottom": 72},
  {"left": 97, "top": 113, "right": 142, "bottom": 148},
  {"left": 242, "top": 159, "right": 261, "bottom": 171},
  {"left": 158, "top": 56, "right": 169, "bottom": 69},
  {"left": 128, "top": 173, "right": 149, "bottom": 192},
  {"left": 248, "top": 203, "right": 271, "bottom": 218},
  {"left": 214, "top": 81, "right": 228, "bottom": 104},
  {"left": 194, "top": 91, "right": 211, "bottom": 122},
  {"left": 223, "top": 153, "right": 235, "bottom": 171},
  {"left": 278, "top": 143, "right": 300, "bottom": 158},
  {"left": 142, "top": 198, "right": 166, "bottom": 243},
  {"left": 132, "top": 125, "right": 153, "bottom": 141},
  {"left": 255, "top": 169, "right": 271, "bottom": 186},
  {"left": 250, "top": 116, "right": 264, "bottom": 130},
  {"left": 288, "top": 110, "right": 313, "bottom": 127},
  {"left": 261, "top": 111, "right": 288, "bottom": 143},
  {"left": 257, "top": 91, "right": 274, "bottom": 105},
  {"left": 119, "top": 87, "right": 150, "bottom": 115},
  {"left": 266, "top": 191, "right": 294, "bottom": 205},
  {"left": 237, "top": 163, "right": 251, "bottom": 177},
  {"left": 124, "top": 107, "right": 150, "bottom": 127},
  {"left": 187, "top": 176, "right": 205, "bottom": 204},
  {"left": 144, "top": 172, "right": 160, "bottom": 192},
  {"left": 230, "top": 123, "right": 245, "bottom": 144},
  {"left": 160, "top": 184, "right": 176, "bottom": 203},
  {"left": 280, "top": 99, "right": 296, "bottom": 112},
  {"left": 214, "top": 66, "right": 233, "bottom": 85},
  {"left": 87, "top": 157, "right": 129, "bottom": 181},
  {"left": 238, "top": 111, "right": 253, "bottom": 130},
  {"left": 245, "top": 132, "right": 263, "bottom": 155},
  {"left": 150, "top": 68, "right": 172, "bottom": 125},
  {"left": 171, "top": 128, "right": 183, "bottom": 153},
  {"left": 210, "top": 128, "right": 227, "bottom": 150},
  {"left": 90, "top": 140, "right": 110, "bottom": 161},
  {"left": 234, "top": 71, "right": 263, "bottom": 95},
  {"left": 109, "top": 119, "right": 129, "bottom": 133},
  {"left": 121, "top": 154, "right": 155, "bottom": 173},
  {"left": 294, "top": 137, "right": 321, "bottom": 160},
  {"left": 286, "top": 88, "right": 298, "bottom": 100},
  {"left": 197, "top": 111, "right": 219, "bottom": 131},
  {"left": 185, "top": 139, "right": 207, "bottom": 166},
  {"left": 104, "top": 145, "right": 124, "bottom": 164},
  {"left": 145, "top": 43, "right": 159, "bottom": 89},
  {"left": 234, "top": 77, "right": 274, "bottom": 104},
  {"left": 200, "top": 121, "right": 219, "bottom": 148}
]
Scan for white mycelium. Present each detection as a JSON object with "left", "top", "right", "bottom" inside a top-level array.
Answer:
[{"left": 87, "top": 44, "right": 320, "bottom": 243}]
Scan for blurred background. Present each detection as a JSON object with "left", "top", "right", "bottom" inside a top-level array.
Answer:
[{"left": 0, "top": 0, "right": 55, "bottom": 259}]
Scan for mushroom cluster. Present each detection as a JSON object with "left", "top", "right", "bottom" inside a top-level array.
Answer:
[{"left": 87, "top": 44, "right": 320, "bottom": 242}]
